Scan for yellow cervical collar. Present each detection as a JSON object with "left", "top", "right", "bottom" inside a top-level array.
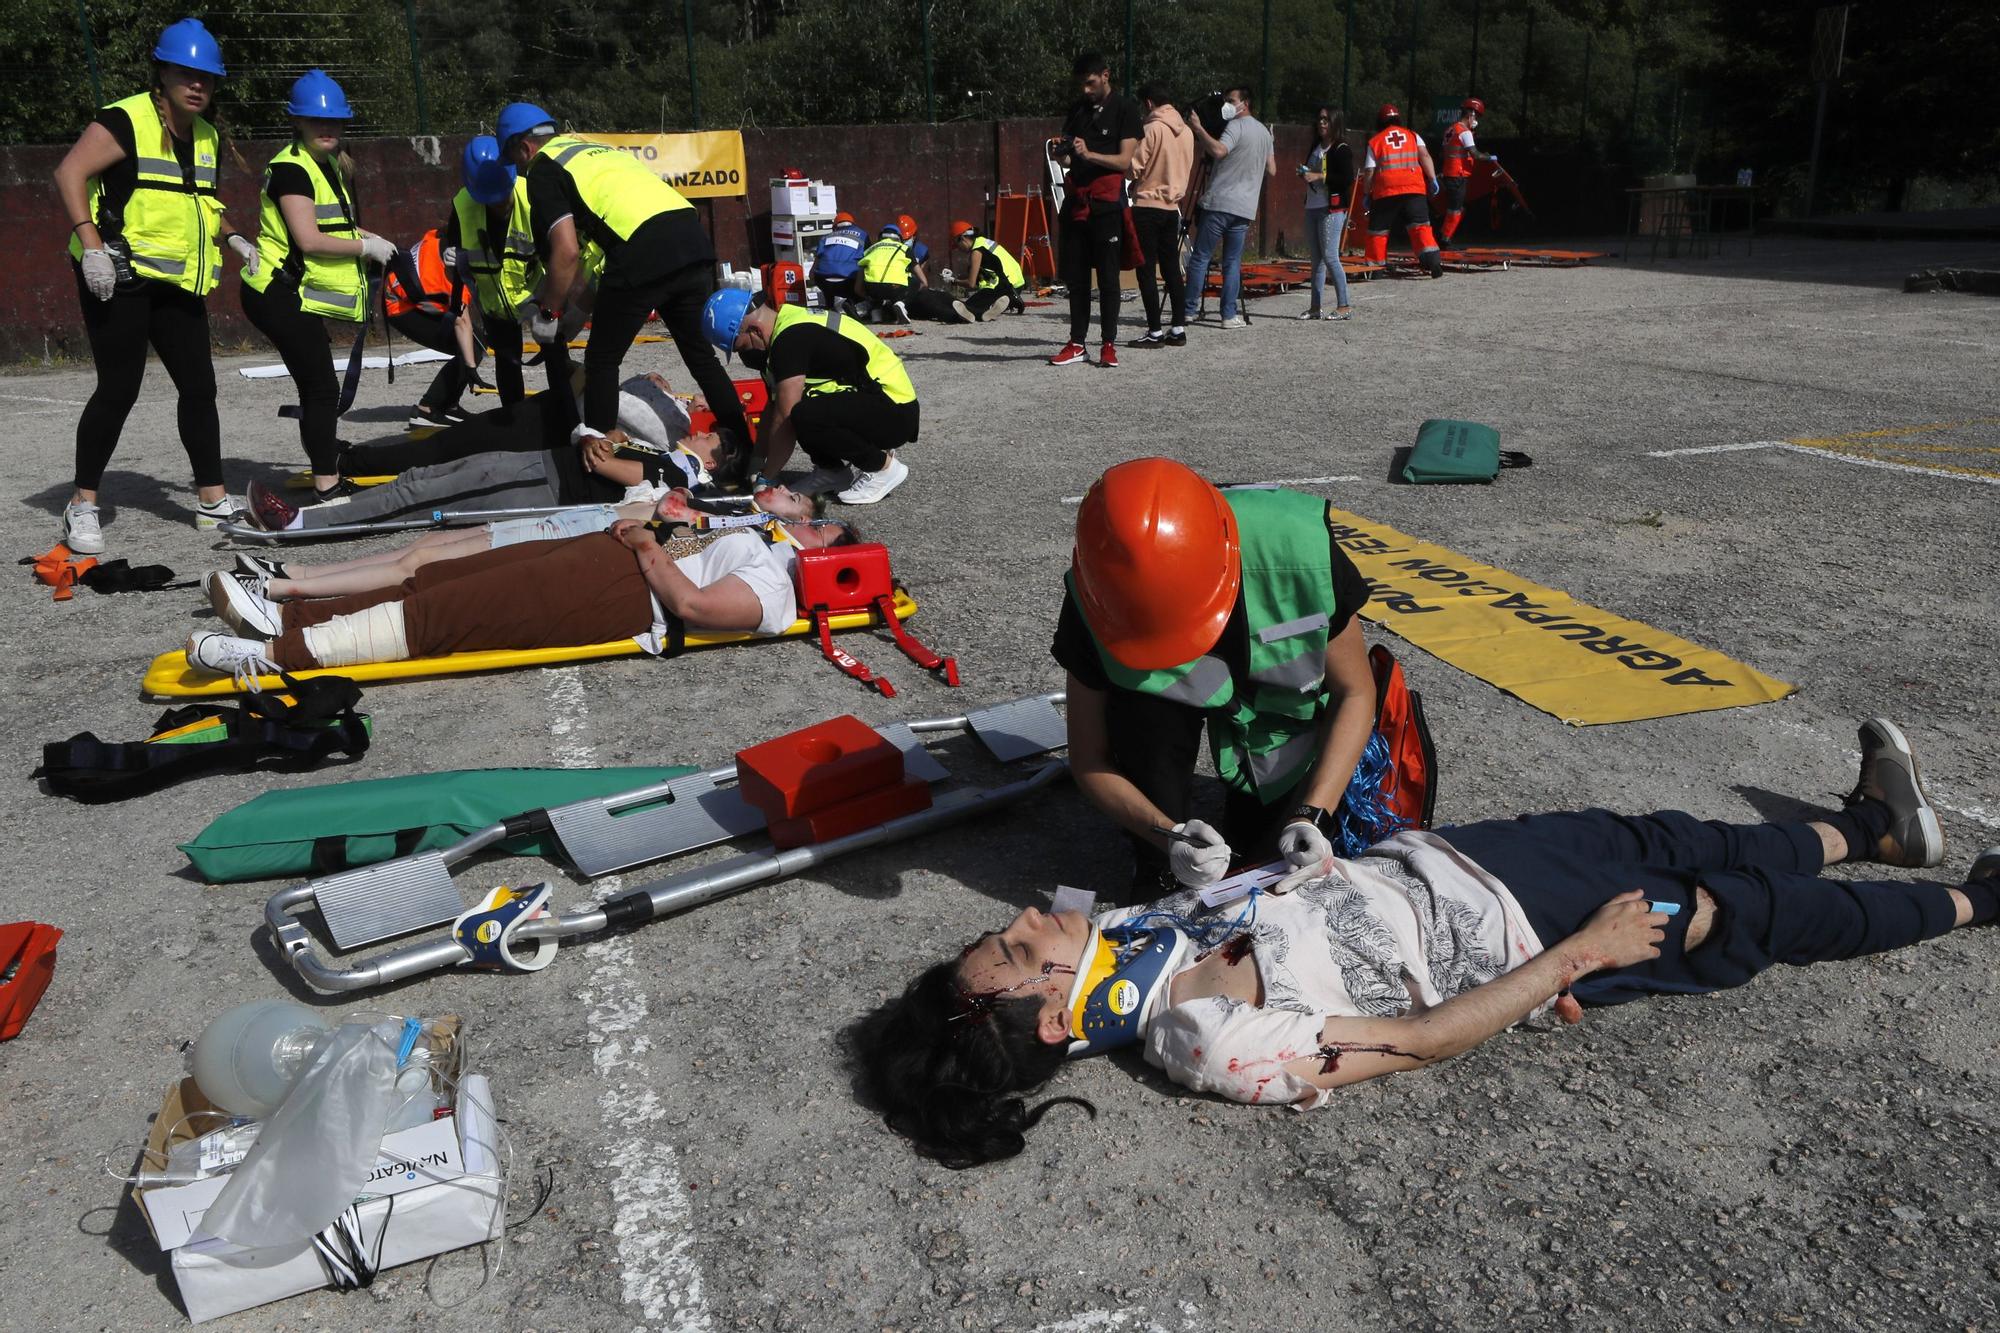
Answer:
[{"left": 1066, "top": 929, "right": 1118, "bottom": 1041}]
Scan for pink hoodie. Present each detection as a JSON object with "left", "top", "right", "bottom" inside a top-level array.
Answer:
[{"left": 1128, "top": 103, "right": 1194, "bottom": 210}]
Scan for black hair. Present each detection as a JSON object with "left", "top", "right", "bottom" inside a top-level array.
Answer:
[
  {"left": 1315, "top": 105, "right": 1344, "bottom": 144},
  {"left": 1073, "top": 51, "right": 1110, "bottom": 79},
  {"left": 852, "top": 958, "right": 1094, "bottom": 1169},
  {"left": 828, "top": 517, "right": 861, "bottom": 546},
  {"left": 708, "top": 424, "right": 750, "bottom": 489},
  {"left": 1137, "top": 83, "right": 1173, "bottom": 108},
  {"left": 1227, "top": 84, "right": 1255, "bottom": 108}
]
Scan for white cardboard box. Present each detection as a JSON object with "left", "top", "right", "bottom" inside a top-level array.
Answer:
[{"left": 770, "top": 178, "right": 837, "bottom": 218}]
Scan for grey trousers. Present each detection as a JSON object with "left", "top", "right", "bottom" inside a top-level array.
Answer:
[{"left": 301, "top": 451, "right": 562, "bottom": 528}]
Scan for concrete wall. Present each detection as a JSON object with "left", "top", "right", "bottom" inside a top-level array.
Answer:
[{"left": 0, "top": 116, "right": 1597, "bottom": 362}]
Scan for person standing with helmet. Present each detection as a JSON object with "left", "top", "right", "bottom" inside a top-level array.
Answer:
[
  {"left": 52, "top": 17, "right": 256, "bottom": 551},
  {"left": 239, "top": 70, "right": 397, "bottom": 503},
  {"left": 439, "top": 134, "right": 540, "bottom": 410},
  {"left": 496, "top": 102, "right": 748, "bottom": 444},
  {"left": 810, "top": 210, "right": 869, "bottom": 310},
  {"left": 856, "top": 216, "right": 971, "bottom": 324},
  {"left": 1357, "top": 104, "right": 1443, "bottom": 278},
  {"left": 1052, "top": 458, "right": 1379, "bottom": 903},
  {"left": 1436, "top": 97, "right": 1498, "bottom": 243},
  {"left": 948, "top": 220, "right": 1027, "bottom": 320}
]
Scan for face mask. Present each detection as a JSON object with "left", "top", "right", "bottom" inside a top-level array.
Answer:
[
  {"left": 1220, "top": 101, "right": 1239, "bottom": 123},
  {"left": 738, "top": 346, "right": 767, "bottom": 373}
]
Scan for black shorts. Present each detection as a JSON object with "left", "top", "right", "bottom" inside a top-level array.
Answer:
[
  {"left": 1441, "top": 177, "right": 1468, "bottom": 213},
  {"left": 1367, "top": 192, "right": 1434, "bottom": 236}
]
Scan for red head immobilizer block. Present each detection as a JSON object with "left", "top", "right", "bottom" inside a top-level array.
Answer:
[
  {"left": 796, "top": 543, "right": 895, "bottom": 615},
  {"left": 735, "top": 715, "right": 904, "bottom": 824},
  {"left": 0, "top": 921, "right": 62, "bottom": 1040},
  {"left": 768, "top": 778, "right": 933, "bottom": 849}
]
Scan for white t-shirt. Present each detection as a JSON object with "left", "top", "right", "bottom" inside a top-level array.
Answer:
[
  {"left": 1099, "top": 831, "right": 1546, "bottom": 1109},
  {"left": 633, "top": 530, "right": 800, "bottom": 652}
]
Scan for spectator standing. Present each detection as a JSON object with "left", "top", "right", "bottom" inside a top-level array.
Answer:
[
  {"left": 1126, "top": 85, "right": 1194, "bottom": 348},
  {"left": 1299, "top": 106, "right": 1355, "bottom": 320},
  {"left": 1181, "top": 86, "right": 1275, "bottom": 331},
  {"left": 1049, "top": 52, "right": 1142, "bottom": 369}
]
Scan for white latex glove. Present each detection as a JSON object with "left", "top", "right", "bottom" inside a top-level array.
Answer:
[
  {"left": 1269, "top": 861, "right": 1323, "bottom": 896},
  {"left": 1167, "top": 819, "right": 1231, "bottom": 888},
  {"left": 440, "top": 244, "right": 459, "bottom": 272},
  {"left": 529, "top": 305, "right": 561, "bottom": 343},
  {"left": 79, "top": 248, "right": 117, "bottom": 301},
  {"left": 1277, "top": 819, "right": 1333, "bottom": 869},
  {"left": 359, "top": 234, "right": 397, "bottom": 267},
  {"left": 227, "top": 233, "right": 259, "bottom": 277}
]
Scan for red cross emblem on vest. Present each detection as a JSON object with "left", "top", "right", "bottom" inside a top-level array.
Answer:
[{"left": 1384, "top": 130, "right": 1408, "bottom": 149}]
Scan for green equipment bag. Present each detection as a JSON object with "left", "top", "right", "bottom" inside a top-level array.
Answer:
[
  {"left": 180, "top": 764, "right": 696, "bottom": 884},
  {"left": 1401, "top": 418, "right": 1532, "bottom": 484}
]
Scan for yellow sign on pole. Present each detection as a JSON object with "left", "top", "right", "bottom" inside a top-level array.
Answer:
[
  {"left": 1326, "top": 506, "right": 1796, "bottom": 725},
  {"left": 575, "top": 132, "right": 748, "bottom": 199}
]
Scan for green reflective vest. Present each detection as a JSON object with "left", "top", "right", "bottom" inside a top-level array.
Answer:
[
  {"left": 970, "top": 235, "right": 1025, "bottom": 291},
  {"left": 858, "top": 236, "right": 914, "bottom": 286},
  {"left": 770, "top": 305, "right": 917, "bottom": 406},
  {"left": 69, "top": 92, "right": 224, "bottom": 296},
  {"left": 1074, "top": 488, "right": 1339, "bottom": 803},
  {"left": 538, "top": 135, "right": 695, "bottom": 246},
  {"left": 452, "top": 182, "right": 541, "bottom": 319},
  {"left": 241, "top": 142, "right": 365, "bottom": 322}
]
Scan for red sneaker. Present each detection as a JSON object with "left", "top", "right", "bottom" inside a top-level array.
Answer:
[
  {"left": 1099, "top": 342, "right": 1119, "bottom": 369},
  {"left": 246, "top": 479, "right": 299, "bottom": 533},
  {"left": 1048, "top": 342, "right": 1089, "bottom": 367}
]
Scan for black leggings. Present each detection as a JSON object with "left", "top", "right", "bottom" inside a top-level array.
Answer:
[
  {"left": 790, "top": 391, "right": 918, "bottom": 473},
  {"left": 72, "top": 266, "right": 221, "bottom": 492},
  {"left": 1130, "top": 205, "right": 1185, "bottom": 333},
  {"left": 388, "top": 306, "right": 471, "bottom": 413},
  {"left": 240, "top": 279, "right": 345, "bottom": 476},
  {"left": 1059, "top": 206, "right": 1124, "bottom": 344},
  {"left": 587, "top": 262, "right": 744, "bottom": 442},
  {"left": 965, "top": 275, "right": 1022, "bottom": 318}
]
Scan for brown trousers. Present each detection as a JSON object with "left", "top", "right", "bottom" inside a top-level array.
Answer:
[{"left": 271, "top": 532, "right": 653, "bottom": 669}]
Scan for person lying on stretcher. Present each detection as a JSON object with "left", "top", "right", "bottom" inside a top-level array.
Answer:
[
  {"left": 185, "top": 510, "right": 858, "bottom": 684},
  {"left": 854, "top": 720, "right": 2000, "bottom": 1169},
  {"left": 212, "top": 484, "right": 819, "bottom": 611}
]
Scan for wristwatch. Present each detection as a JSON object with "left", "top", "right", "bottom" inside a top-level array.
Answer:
[{"left": 1289, "top": 804, "right": 1333, "bottom": 831}]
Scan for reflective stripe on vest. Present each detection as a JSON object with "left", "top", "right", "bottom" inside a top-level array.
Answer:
[
  {"left": 1078, "top": 488, "right": 1339, "bottom": 801},
  {"left": 1368, "top": 127, "right": 1427, "bottom": 198},
  {"left": 858, "top": 237, "right": 913, "bottom": 286},
  {"left": 69, "top": 92, "right": 223, "bottom": 297},
  {"left": 770, "top": 304, "right": 918, "bottom": 406},
  {"left": 241, "top": 142, "right": 365, "bottom": 321},
  {"left": 537, "top": 135, "right": 694, "bottom": 246},
  {"left": 972, "top": 236, "right": 1026, "bottom": 290},
  {"left": 1439, "top": 121, "right": 1474, "bottom": 179}
]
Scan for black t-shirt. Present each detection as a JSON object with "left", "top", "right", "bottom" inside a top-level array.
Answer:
[
  {"left": 526, "top": 152, "right": 714, "bottom": 289},
  {"left": 1052, "top": 523, "right": 1372, "bottom": 693},
  {"left": 1061, "top": 94, "right": 1143, "bottom": 196},
  {"left": 91, "top": 106, "right": 197, "bottom": 220},
  {"left": 543, "top": 442, "right": 669, "bottom": 505},
  {"left": 766, "top": 319, "right": 872, "bottom": 392}
]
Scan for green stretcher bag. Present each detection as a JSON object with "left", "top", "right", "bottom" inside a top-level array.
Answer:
[
  {"left": 181, "top": 764, "right": 696, "bottom": 884},
  {"left": 1401, "top": 418, "right": 1532, "bottom": 484}
]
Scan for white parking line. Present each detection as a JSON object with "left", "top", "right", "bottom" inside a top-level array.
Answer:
[
  {"left": 1645, "top": 441, "right": 1781, "bottom": 457},
  {"left": 1775, "top": 442, "right": 2000, "bottom": 487},
  {"left": 545, "top": 666, "right": 715, "bottom": 1332},
  {"left": 0, "top": 391, "right": 88, "bottom": 408}
]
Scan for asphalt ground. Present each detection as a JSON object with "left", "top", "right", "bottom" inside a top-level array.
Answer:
[{"left": 3, "top": 234, "right": 1998, "bottom": 1333}]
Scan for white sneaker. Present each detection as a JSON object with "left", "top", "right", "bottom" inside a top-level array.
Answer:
[
  {"left": 187, "top": 629, "right": 281, "bottom": 691},
  {"left": 1220, "top": 316, "right": 1249, "bottom": 330},
  {"left": 194, "top": 494, "right": 247, "bottom": 531},
  {"left": 836, "top": 454, "right": 909, "bottom": 505},
  {"left": 792, "top": 464, "right": 857, "bottom": 496},
  {"left": 205, "top": 570, "right": 283, "bottom": 638},
  {"left": 62, "top": 500, "right": 104, "bottom": 554}
]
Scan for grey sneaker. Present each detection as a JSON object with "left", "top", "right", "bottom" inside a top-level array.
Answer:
[
  {"left": 1219, "top": 315, "right": 1248, "bottom": 330},
  {"left": 194, "top": 494, "right": 247, "bottom": 531},
  {"left": 62, "top": 500, "right": 104, "bottom": 554},
  {"left": 791, "top": 464, "right": 857, "bottom": 496},
  {"left": 1847, "top": 719, "right": 1945, "bottom": 868},
  {"left": 205, "top": 570, "right": 283, "bottom": 638}
]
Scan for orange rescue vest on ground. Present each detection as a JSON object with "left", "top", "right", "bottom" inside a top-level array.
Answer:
[
  {"left": 383, "top": 229, "right": 466, "bottom": 318},
  {"left": 1367, "top": 126, "right": 1427, "bottom": 199},
  {"left": 1439, "top": 120, "right": 1475, "bottom": 179}
]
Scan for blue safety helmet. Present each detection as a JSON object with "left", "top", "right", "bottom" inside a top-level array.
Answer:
[
  {"left": 153, "top": 18, "right": 226, "bottom": 77},
  {"left": 702, "top": 288, "right": 754, "bottom": 358},
  {"left": 286, "top": 69, "right": 352, "bottom": 119},
  {"left": 878, "top": 224, "right": 901, "bottom": 237},
  {"left": 461, "top": 135, "right": 515, "bottom": 205},
  {"left": 497, "top": 102, "right": 558, "bottom": 149}
]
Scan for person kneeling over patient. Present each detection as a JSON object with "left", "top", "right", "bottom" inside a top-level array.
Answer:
[{"left": 187, "top": 512, "right": 856, "bottom": 681}]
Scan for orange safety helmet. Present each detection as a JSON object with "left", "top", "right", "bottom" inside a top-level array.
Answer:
[
  {"left": 834, "top": 210, "right": 855, "bottom": 226},
  {"left": 950, "top": 219, "right": 976, "bottom": 242},
  {"left": 896, "top": 213, "right": 919, "bottom": 240},
  {"left": 1072, "top": 458, "right": 1241, "bottom": 670},
  {"left": 1461, "top": 97, "right": 1486, "bottom": 115}
]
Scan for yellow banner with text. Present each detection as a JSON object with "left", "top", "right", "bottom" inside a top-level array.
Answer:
[{"left": 574, "top": 132, "right": 748, "bottom": 198}]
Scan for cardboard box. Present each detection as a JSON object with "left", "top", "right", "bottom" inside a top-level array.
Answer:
[{"left": 770, "top": 178, "right": 837, "bottom": 219}]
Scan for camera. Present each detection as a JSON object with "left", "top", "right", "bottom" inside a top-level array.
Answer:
[
  {"left": 1045, "top": 136, "right": 1070, "bottom": 161},
  {"left": 1192, "top": 91, "right": 1227, "bottom": 139}
]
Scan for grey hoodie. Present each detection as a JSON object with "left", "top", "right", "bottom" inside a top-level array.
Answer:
[{"left": 1129, "top": 104, "right": 1194, "bottom": 210}]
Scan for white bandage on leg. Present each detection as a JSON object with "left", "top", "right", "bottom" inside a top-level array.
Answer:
[{"left": 300, "top": 601, "right": 411, "bottom": 667}]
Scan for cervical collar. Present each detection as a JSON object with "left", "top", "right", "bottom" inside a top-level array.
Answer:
[{"left": 1065, "top": 921, "right": 1188, "bottom": 1058}]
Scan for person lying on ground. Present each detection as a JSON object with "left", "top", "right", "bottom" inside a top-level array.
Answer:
[
  {"left": 853, "top": 719, "right": 1996, "bottom": 1168},
  {"left": 243, "top": 417, "right": 749, "bottom": 534},
  {"left": 336, "top": 371, "right": 701, "bottom": 477},
  {"left": 187, "top": 514, "right": 859, "bottom": 681},
  {"left": 213, "top": 484, "right": 819, "bottom": 610}
]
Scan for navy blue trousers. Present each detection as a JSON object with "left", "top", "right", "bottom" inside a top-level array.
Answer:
[{"left": 1442, "top": 809, "right": 1957, "bottom": 1005}]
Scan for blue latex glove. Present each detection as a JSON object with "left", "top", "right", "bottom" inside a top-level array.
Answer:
[{"left": 1428, "top": 176, "right": 1440, "bottom": 196}]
